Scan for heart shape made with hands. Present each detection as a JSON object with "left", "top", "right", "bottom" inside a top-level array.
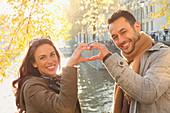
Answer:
[{"left": 81, "top": 47, "right": 100, "bottom": 61}]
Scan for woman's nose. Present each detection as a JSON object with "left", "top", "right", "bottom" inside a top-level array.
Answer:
[{"left": 47, "top": 57, "right": 53, "bottom": 63}]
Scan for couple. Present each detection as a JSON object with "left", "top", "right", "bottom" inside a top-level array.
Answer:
[{"left": 12, "top": 10, "right": 170, "bottom": 113}]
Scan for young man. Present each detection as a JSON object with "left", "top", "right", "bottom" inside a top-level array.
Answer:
[{"left": 89, "top": 10, "right": 170, "bottom": 113}]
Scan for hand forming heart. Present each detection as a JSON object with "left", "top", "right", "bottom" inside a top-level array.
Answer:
[
  {"left": 67, "top": 42, "right": 110, "bottom": 67},
  {"left": 88, "top": 42, "right": 110, "bottom": 61}
]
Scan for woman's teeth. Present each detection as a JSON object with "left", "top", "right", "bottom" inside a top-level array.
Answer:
[{"left": 47, "top": 65, "right": 54, "bottom": 69}]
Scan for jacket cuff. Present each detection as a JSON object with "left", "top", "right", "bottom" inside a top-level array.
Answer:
[{"left": 103, "top": 52, "right": 112, "bottom": 63}]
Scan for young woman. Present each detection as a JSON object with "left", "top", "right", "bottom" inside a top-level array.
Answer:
[{"left": 12, "top": 36, "right": 91, "bottom": 113}]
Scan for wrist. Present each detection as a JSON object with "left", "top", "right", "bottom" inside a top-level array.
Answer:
[
  {"left": 103, "top": 52, "right": 112, "bottom": 63},
  {"left": 66, "top": 60, "right": 74, "bottom": 67},
  {"left": 66, "top": 63, "right": 74, "bottom": 67}
]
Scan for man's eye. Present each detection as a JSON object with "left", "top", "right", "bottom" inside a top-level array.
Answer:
[
  {"left": 122, "top": 31, "right": 126, "bottom": 34},
  {"left": 112, "top": 36, "right": 118, "bottom": 40},
  {"left": 51, "top": 53, "right": 56, "bottom": 56}
]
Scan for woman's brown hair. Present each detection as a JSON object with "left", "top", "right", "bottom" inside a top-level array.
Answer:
[{"left": 12, "top": 38, "right": 61, "bottom": 113}]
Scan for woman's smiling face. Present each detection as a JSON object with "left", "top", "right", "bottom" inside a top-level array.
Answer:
[{"left": 32, "top": 43, "right": 59, "bottom": 78}]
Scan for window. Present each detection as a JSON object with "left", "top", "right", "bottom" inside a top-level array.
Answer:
[
  {"left": 146, "top": 6, "right": 148, "bottom": 18},
  {"left": 150, "top": 5, "right": 152, "bottom": 13},
  {"left": 142, "top": 23, "right": 145, "bottom": 31},
  {"left": 151, "top": 21, "right": 153, "bottom": 31},
  {"left": 146, "top": 22, "right": 149, "bottom": 33}
]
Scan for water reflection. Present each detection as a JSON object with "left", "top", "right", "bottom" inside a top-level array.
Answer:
[{"left": 78, "top": 62, "right": 115, "bottom": 113}]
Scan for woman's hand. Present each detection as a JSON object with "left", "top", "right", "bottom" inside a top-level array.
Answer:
[{"left": 67, "top": 43, "right": 91, "bottom": 67}]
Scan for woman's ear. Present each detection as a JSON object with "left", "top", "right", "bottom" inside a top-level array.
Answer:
[
  {"left": 32, "top": 62, "right": 37, "bottom": 68},
  {"left": 134, "top": 21, "right": 140, "bottom": 33}
]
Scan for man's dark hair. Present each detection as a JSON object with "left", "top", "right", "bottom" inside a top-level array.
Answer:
[{"left": 107, "top": 9, "right": 136, "bottom": 29}]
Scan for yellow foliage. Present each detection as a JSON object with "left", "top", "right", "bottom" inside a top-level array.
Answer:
[
  {"left": 0, "top": 0, "right": 72, "bottom": 81},
  {"left": 0, "top": 78, "right": 3, "bottom": 83},
  {"left": 149, "top": 0, "right": 169, "bottom": 29},
  {"left": 118, "top": 4, "right": 120, "bottom": 9}
]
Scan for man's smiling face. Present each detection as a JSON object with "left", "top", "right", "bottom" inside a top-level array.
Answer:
[{"left": 109, "top": 17, "right": 140, "bottom": 54}]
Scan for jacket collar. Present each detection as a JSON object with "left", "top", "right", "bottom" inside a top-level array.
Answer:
[{"left": 147, "top": 42, "right": 168, "bottom": 52}]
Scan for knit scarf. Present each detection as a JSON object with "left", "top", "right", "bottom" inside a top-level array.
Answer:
[{"left": 111, "top": 32, "right": 154, "bottom": 113}]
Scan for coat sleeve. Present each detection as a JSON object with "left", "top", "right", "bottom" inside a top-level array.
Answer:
[
  {"left": 23, "top": 66, "right": 78, "bottom": 113},
  {"left": 103, "top": 48, "right": 170, "bottom": 104}
]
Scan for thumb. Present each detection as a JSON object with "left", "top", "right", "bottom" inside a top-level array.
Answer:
[{"left": 89, "top": 55, "right": 101, "bottom": 61}]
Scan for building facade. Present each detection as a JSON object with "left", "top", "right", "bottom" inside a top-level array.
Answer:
[
  {"left": 74, "top": 0, "right": 169, "bottom": 45},
  {"left": 120, "top": 0, "right": 169, "bottom": 42}
]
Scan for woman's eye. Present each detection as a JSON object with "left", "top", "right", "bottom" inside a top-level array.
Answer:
[{"left": 40, "top": 56, "right": 45, "bottom": 60}]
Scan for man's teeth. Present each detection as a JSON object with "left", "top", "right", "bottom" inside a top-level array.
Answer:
[{"left": 123, "top": 43, "right": 129, "bottom": 47}]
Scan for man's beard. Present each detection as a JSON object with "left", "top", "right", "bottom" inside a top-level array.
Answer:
[{"left": 122, "top": 32, "right": 140, "bottom": 54}]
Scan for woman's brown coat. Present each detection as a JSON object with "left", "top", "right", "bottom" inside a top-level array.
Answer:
[{"left": 20, "top": 66, "right": 81, "bottom": 113}]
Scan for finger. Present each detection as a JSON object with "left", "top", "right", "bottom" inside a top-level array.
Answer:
[
  {"left": 73, "top": 45, "right": 88, "bottom": 57},
  {"left": 77, "top": 43, "right": 89, "bottom": 51},
  {"left": 89, "top": 42, "right": 101, "bottom": 50},
  {"left": 87, "top": 46, "right": 92, "bottom": 51},
  {"left": 89, "top": 55, "right": 100, "bottom": 61},
  {"left": 73, "top": 43, "right": 87, "bottom": 53},
  {"left": 75, "top": 47, "right": 88, "bottom": 57},
  {"left": 76, "top": 58, "right": 91, "bottom": 65},
  {"left": 78, "top": 43, "right": 88, "bottom": 49},
  {"left": 88, "top": 45, "right": 95, "bottom": 51},
  {"left": 81, "top": 58, "right": 92, "bottom": 62},
  {"left": 89, "top": 42, "right": 100, "bottom": 48}
]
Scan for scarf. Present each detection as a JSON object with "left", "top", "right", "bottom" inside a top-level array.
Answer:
[{"left": 111, "top": 32, "right": 154, "bottom": 113}]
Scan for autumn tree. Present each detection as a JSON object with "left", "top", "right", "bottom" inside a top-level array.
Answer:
[
  {"left": 0, "top": 0, "right": 71, "bottom": 82},
  {"left": 150, "top": 0, "right": 170, "bottom": 29},
  {"left": 80, "top": 0, "right": 119, "bottom": 40},
  {"left": 66, "top": 0, "right": 119, "bottom": 43},
  {"left": 64, "top": 0, "right": 89, "bottom": 46},
  {"left": 65, "top": 0, "right": 84, "bottom": 36}
]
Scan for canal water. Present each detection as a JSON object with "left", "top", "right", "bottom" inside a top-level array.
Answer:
[
  {"left": 0, "top": 56, "right": 115, "bottom": 113},
  {"left": 78, "top": 62, "right": 115, "bottom": 113}
]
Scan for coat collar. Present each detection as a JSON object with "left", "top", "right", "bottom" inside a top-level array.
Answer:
[{"left": 147, "top": 42, "right": 169, "bottom": 52}]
